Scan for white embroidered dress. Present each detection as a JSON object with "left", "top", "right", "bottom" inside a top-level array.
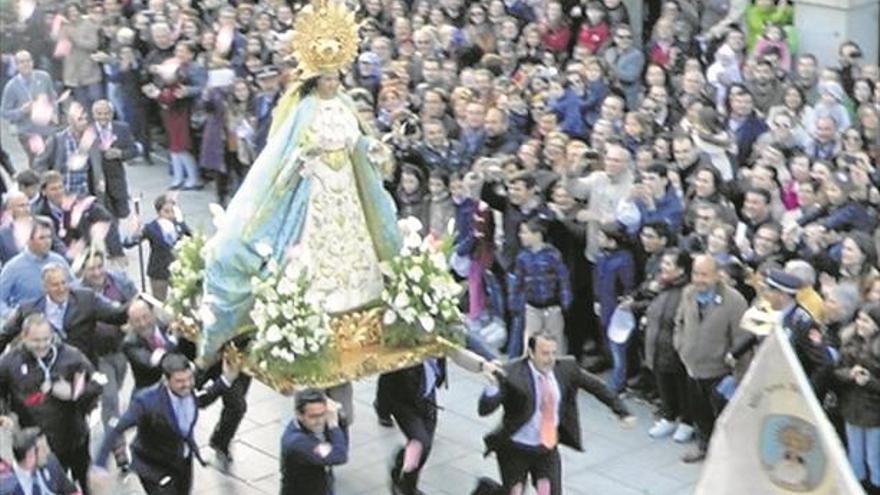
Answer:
[{"left": 292, "top": 96, "right": 384, "bottom": 313}]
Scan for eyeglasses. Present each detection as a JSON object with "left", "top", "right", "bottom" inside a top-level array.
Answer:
[
  {"left": 844, "top": 134, "right": 862, "bottom": 141},
  {"left": 615, "top": 33, "right": 632, "bottom": 39}
]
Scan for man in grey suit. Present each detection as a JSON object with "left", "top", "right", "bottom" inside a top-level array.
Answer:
[{"left": 0, "top": 50, "right": 57, "bottom": 167}]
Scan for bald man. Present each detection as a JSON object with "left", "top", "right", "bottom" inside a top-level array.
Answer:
[
  {"left": 0, "top": 191, "right": 32, "bottom": 263},
  {"left": 673, "top": 254, "right": 747, "bottom": 463}
]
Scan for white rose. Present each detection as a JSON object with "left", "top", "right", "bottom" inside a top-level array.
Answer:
[
  {"left": 266, "top": 303, "right": 280, "bottom": 319},
  {"left": 418, "top": 315, "right": 436, "bottom": 332},
  {"left": 255, "top": 241, "right": 273, "bottom": 259},
  {"left": 409, "top": 266, "right": 424, "bottom": 281},
  {"left": 383, "top": 310, "right": 398, "bottom": 325},
  {"left": 399, "top": 308, "right": 416, "bottom": 324},
  {"left": 291, "top": 337, "right": 306, "bottom": 354},
  {"left": 265, "top": 325, "right": 283, "bottom": 343},
  {"left": 393, "top": 293, "right": 410, "bottom": 310}
]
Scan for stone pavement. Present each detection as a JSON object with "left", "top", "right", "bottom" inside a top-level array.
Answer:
[{"left": 1, "top": 123, "right": 702, "bottom": 494}]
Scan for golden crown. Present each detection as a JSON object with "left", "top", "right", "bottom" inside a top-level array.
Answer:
[{"left": 291, "top": 0, "right": 359, "bottom": 77}]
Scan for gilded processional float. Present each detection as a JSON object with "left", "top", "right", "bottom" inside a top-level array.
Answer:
[{"left": 166, "top": 0, "right": 466, "bottom": 393}]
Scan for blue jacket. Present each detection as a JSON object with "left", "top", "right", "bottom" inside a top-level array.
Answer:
[
  {"left": 0, "top": 455, "right": 78, "bottom": 495},
  {"left": 636, "top": 186, "right": 684, "bottom": 234},
  {"left": 730, "top": 113, "right": 768, "bottom": 167},
  {"left": 550, "top": 87, "right": 588, "bottom": 139},
  {"left": 593, "top": 248, "right": 636, "bottom": 329},
  {"left": 95, "top": 380, "right": 226, "bottom": 484},
  {"left": 583, "top": 80, "right": 608, "bottom": 129},
  {"left": 280, "top": 420, "right": 349, "bottom": 495}
]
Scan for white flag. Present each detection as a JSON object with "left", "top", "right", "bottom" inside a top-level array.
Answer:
[{"left": 695, "top": 329, "right": 864, "bottom": 495}]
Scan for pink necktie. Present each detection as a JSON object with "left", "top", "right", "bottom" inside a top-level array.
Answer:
[{"left": 538, "top": 374, "right": 557, "bottom": 449}]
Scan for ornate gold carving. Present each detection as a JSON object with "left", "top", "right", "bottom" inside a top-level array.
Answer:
[{"left": 331, "top": 308, "right": 383, "bottom": 350}]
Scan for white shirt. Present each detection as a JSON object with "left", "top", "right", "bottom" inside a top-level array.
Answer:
[
  {"left": 12, "top": 462, "right": 51, "bottom": 495},
  {"left": 44, "top": 296, "right": 67, "bottom": 337},
  {"left": 511, "top": 361, "right": 561, "bottom": 447}
]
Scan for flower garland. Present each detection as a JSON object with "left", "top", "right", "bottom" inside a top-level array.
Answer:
[
  {"left": 380, "top": 217, "right": 465, "bottom": 347},
  {"left": 248, "top": 244, "right": 334, "bottom": 379},
  {"left": 165, "top": 231, "right": 207, "bottom": 340}
]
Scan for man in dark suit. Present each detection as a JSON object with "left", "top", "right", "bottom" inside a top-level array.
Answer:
[
  {"left": 129, "top": 194, "right": 191, "bottom": 301},
  {"left": 91, "top": 99, "right": 138, "bottom": 220},
  {"left": 0, "top": 426, "right": 79, "bottom": 495},
  {"left": 90, "top": 353, "right": 239, "bottom": 495},
  {"left": 0, "top": 262, "right": 128, "bottom": 364},
  {"left": 0, "top": 314, "right": 104, "bottom": 493},
  {"left": 121, "top": 299, "right": 181, "bottom": 392},
  {"left": 478, "top": 331, "right": 635, "bottom": 495},
  {"left": 121, "top": 297, "right": 251, "bottom": 472},
  {"left": 280, "top": 389, "right": 349, "bottom": 495}
]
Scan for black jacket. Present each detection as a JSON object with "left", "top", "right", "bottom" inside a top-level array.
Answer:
[
  {"left": 1, "top": 288, "right": 128, "bottom": 364},
  {"left": 121, "top": 325, "right": 178, "bottom": 391},
  {"left": 478, "top": 356, "right": 629, "bottom": 453},
  {"left": 129, "top": 218, "right": 192, "bottom": 280},
  {"left": 0, "top": 343, "right": 102, "bottom": 452},
  {"left": 833, "top": 332, "right": 880, "bottom": 428}
]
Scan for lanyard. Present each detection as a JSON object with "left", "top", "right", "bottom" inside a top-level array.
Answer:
[{"left": 34, "top": 346, "right": 58, "bottom": 392}]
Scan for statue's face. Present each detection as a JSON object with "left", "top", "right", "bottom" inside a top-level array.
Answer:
[{"left": 317, "top": 74, "right": 340, "bottom": 98}]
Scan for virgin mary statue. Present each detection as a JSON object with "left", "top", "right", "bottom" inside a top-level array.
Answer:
[{"left": 199, "top": 0, "right": 401, "bottom": 360}]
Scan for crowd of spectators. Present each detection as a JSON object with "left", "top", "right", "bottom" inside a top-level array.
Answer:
[{"left": 0, "top": 0, "right": 879, "bottom": 493}]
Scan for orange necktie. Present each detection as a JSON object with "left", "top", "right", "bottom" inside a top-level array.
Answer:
[{"left": 538, "top": 374, "right": 557, "bottom": 449}]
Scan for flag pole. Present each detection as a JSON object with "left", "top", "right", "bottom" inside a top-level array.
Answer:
[{"left": 134, "top": 193, "right": 147, "bottom": 292}]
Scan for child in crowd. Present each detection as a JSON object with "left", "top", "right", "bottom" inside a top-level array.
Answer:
[
  {"left": 509, "top": 217, "right": 572, "bottom": 355},
  {"left": 593, "top": 221, "right": 636, "bottom": 394}
]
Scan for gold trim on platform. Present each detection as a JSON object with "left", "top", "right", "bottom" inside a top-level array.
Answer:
[{"left": 178, "top": 309, "right": 460, "bottom": 394}]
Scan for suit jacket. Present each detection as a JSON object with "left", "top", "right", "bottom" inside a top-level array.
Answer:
[
  {"left": 0, "top": 288, "right": 128, "bottom": 363},
  {"left": 34, "top": 128, "right": 105, "bottom": 200},
  {"left": 376, "top": 360, "right": 447, "bottom": 419},
  {"left": 95, "top": 381, "right": 226, "bottom": 484},
  {"left": 478, "top": 356, "right": 629, "bottom": 453},
  {"left": 0, "top": 455, "right": 79, "bottom": 495},
  {"left": 140, "top": 219, "right": 192, "bottom": 279},
  {"left": 95, "top": 120, "right": 138, "bottom": 218},
  {"left": 122, "top": 325, "right": 178, "bottom": 391},
  {"left": 280, "top": 420, "right": 349, "bottom": 495}
]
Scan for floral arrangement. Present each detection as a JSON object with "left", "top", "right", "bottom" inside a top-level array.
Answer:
[
  {"left": 248, "top": 244, "right": 334, "bottom": 380},
  {"left": 165, "top": 231, "right": 207, "bottom": 340},
  {"left": 380, "top": 217, "right": 465, "bottom": 347}
]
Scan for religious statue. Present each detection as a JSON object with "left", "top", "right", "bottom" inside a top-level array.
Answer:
[{"left": 199, "top": 0, "right": 401, "bottom": 361}]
